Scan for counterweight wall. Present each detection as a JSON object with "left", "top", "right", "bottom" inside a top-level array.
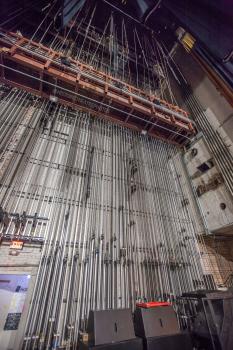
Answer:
[{"left": 0, "top": 86, "right": 205, "bottom": 349}]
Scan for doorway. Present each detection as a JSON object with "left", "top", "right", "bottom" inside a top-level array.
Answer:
[{"left": 0, "top": 274, "right": 30, "bottom": 350}]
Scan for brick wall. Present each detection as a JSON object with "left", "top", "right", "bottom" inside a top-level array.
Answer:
[{"left": 199, "top": 236, "right": 233, "bottom": 287}]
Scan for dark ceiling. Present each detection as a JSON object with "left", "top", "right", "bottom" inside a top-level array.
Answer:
[
  {"left": 0, "top": 0, "right": 232, "bottom": 88},
  {"left": 1, "top": 0, "right": 232, "bottom": 57}
]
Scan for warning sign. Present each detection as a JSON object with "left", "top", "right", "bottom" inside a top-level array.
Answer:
[{"left": 10, "top": 241, "right": 24, "bottom": 250}]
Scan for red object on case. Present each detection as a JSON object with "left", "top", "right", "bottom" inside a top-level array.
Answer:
[{"left": 136, "top": 301, "right": 171, "bottom": 308}]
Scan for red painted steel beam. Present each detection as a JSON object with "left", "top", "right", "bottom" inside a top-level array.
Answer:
[
  {"left": 0, "top": 76, "right": 182, "bottom": 146},
  {"left": 0, "top": 31, "right": 195, "bottom": 145},
  {"left": 0, "top": 31, "right": 192, "bottom": 120}
]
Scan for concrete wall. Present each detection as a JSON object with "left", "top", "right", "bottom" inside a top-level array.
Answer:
[
  {"left": 170, "top": 45, "right": 233, "bottom": 288},
  {"left": 170, "top": 45, "right": 233, "bottom": 235},
  {"left": 184, "top": 138, "right": 233, "bottom": 234},
  {"left": 173, "top": 46, "right": 233, "bottom": 145}
]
